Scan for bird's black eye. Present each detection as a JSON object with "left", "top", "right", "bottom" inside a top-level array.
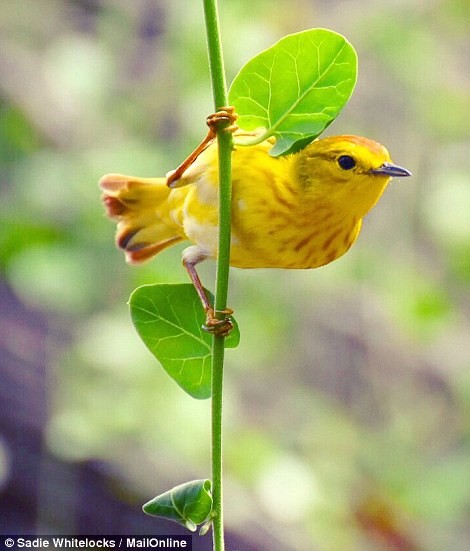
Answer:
[{"left": 338, "top": 155, "right": 356, "bottom": 170}]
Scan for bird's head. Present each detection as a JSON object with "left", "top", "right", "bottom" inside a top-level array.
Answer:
[{"left": 295, "top": 135, "right": 411, "bottom": 217}]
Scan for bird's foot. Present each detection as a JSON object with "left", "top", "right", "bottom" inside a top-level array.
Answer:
[
  {"left": 166, "top": 107, "right": 239, "bottom": 188},
  {"left": 202, "top": 307, "right": 234, "bottom": 337}
]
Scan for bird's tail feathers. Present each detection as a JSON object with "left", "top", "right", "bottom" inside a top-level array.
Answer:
[{"left": 100, "top": 173, "right": 182, "bottom": 264}]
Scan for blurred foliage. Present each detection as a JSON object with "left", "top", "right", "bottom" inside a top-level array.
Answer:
[{"left": 1, "top": 0, "right": 469, "bottom": 550}]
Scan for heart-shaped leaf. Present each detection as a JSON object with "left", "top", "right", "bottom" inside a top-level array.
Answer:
[
  {"left": 129, "top": 284, "right": 239, "bottom": 399},
  {"left": 229, "top": 28, "right": 358, "bottom": 156},
  {"left": 143, "top": 479, "right": 213, "bottom": 533}
]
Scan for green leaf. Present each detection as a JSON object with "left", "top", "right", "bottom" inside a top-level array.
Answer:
[
  {"left": 143, "top": 479, "right": 213, "bottom": 533},
  {"left": 129, "top": 283, "right": 239, "bottom": 399},
  {"left": 228, "top": 28, "right": 358, "bottom": 156}
]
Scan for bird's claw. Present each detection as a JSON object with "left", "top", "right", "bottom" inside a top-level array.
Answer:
[
  {"left": 166, "top": 107, "right": 239, "bottom": 188},
  {"left": 206, "top": 106, "right": 239, "bottom": 135},
  {"left": 202, "top": 307, "right": 234, "bottom": 337}
]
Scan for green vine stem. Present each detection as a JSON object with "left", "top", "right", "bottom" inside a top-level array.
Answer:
[{"left": 203, "top": 1, "right": 233, "bottom": 550}]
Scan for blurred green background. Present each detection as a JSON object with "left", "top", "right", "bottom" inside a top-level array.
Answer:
[{"left": 1, "top": 0, "right": 469, "bottom": 550}]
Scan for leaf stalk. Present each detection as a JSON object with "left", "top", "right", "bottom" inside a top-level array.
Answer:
[{"left": 203, "top": 1, "right": 233, "bottom": 550}]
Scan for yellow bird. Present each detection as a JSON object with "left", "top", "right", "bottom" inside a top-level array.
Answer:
[{"left": 100, "top": 113, "right": 410, "bottom": 334}]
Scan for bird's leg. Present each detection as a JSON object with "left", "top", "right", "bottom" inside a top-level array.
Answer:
[
  {"left": 166, "top": 107, "right": 239, "bottom": 188},
  {"left": 182, "top": 246, "right": 234, "bottom": 337}
]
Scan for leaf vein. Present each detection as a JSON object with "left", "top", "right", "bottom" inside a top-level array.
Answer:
[
  {"left": 132, "top": 301, "right": 210, "bottom": 349},
  {"left": 270, "top": 41, "right": 349, "bottom": 136}
]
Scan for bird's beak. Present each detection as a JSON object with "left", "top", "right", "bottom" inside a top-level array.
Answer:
[{"left": 370, "top": 162, "right": 412, "bottom": 178}]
